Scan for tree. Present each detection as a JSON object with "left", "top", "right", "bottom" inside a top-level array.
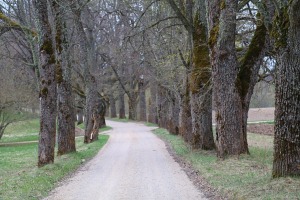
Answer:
[
  {"left": 0, "top": 105, "right": 13, "bottom": 140},
  {"left": 69, "top": 1, "right": 102, "bottom": 143},
  {"left": 33, "top": 0, "right": 57, "bottom": 166},
  {"left": 118, "top": 85, "right": 126, "bottom": 119},
  {"left": 166, "top": 0, "right": 214, "bottom": 149},
  {"left": 206, "top": 0, "right": 268, "bottom": 157},
  {"left": 272, "top": 0, "right": 300, "bottom": 177},
  {"left": 138, "top": 76, "right": 147, "bottom": 121},
  {"left": 109, "top": 93, "right": 117, "bottom": 118},
  {"left": 52, "top": 0, "right": 76, "bottom": 155}
]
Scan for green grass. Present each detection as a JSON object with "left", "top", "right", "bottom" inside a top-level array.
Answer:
[
  {"left": 247, "top": 120, "right": 274, "bottom": 125},
  {"left": 261, "top": 120, "right": 274, "bottom": 125},
  {"left": 1, "top": 119, "right": 40, "bottom": 143},
  {"left": 153, "top": 128, "right": 300, "bottom": 199},
  {"left": 0, "top": 118, "right": 109, "bottom": 199},
  {"left": 100, "top": 126, "right": 113, "bottom": 132},
  {"left": 76, "top": 123, "right": 112, "bottom": 132},
  {"left": 1, "top": 119, "right": 112, "bottom": 144},
  {"left": 0, "top": 136, "right": 109, "bottom": 200},
  {"left": 107, "top": 117, "right": 130, "bottom": 123},
  {"left": 145, "top": 122, "right": 158, "bottom": 127}
]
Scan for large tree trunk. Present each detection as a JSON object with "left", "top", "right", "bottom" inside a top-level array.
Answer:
[
  {"left": 118, "top": 86, "right": 126, "bottom": 119},
  {"left": 273, "top": 1, "right": 300, "bottom": 177},
  {"left": 207, "top": 1, "right": 268, "bottom": 157},
  {"left": 33, "top": 0, "right": 57, "bottom": 167},
  {"left": 53, "top": 0, "right": 76, "bottom": 156},
  {"left": 138, "top": 80, "right": 147, "bottom": 121},
  {"left": 57, "top": 79, "right": 76, "bottom": 155},
  {"left": 207, "top": 0, "right": 247, "bottom": 157},
  {"left": 190, "top": 11, "right": 214, "bottom": 150},
  {"left": 190, "top": 89, "right": 214, "bottom": 149}
]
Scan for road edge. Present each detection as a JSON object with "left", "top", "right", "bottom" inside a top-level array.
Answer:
[{"left": 152, "top": 129, "right": 227, "bottom": 200}]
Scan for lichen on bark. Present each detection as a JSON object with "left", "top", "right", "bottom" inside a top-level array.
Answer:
[
  {"left": 271, "top": 6, "right": 289, "bottom": 49},
  {"left": 190, "top": 13, "right": 211, "bottom": 94}
]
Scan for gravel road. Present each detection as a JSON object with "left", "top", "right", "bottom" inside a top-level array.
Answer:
[{"left": 45, "top": 120, "right": 206, "bottom": 200}]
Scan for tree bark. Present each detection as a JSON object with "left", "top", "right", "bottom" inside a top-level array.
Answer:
[
  {"left": 272, "top": 0, "right": 300, "bottom": 177},
  {"left": 167, "top": 0, "right": 212, "bottom": 146},
  {"left": 167, "top": 96, "right": 180, "bottom": 135},
  {"left": 57, "top": 79, "right": 76, "bottom": 154},
  {"left": 148, "top": 84, "right": 158, "bottom": 124},
  {"left": 128, "top": 94, "right": 137, "bottom": 120},
  {"left": 84, "top": 80, "right": 100, "bottom": 143},
  {"left": 52, "top": 0, "right": 76, "bottom": 156},
  {"left": 33, "top": 0, "right": 57, "bottom": 167},
  {"left": 138, "top": 79, "right": 147, "bottom": 121},
  {"left": 207, "top": 0, "right": 247, "bottom": 157},
  {"left": 99, "top": 98, "right": 107, "bottom": 128},
  {"left": 109, "top": 93, "right": 117, "bottom": 118},
  {"left": 206, "top": 1, "right": 270, "bottom": 157},
  {"left": 190, "top": 10, "right": 215, "bottom": 150},
  {"left": 118, "top": 86, "right": 126, "bottom": 119},
  {"left": 157, "top": 85, "right": 168, "bottom": 129},
  {"left": 71, "top": 3, "right": 100, "bottom": 143},
  {"left": 178, "top": 77, "right": 192, "bottom": 143}
]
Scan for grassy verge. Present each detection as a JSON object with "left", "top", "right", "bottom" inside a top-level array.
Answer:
[
  {"left": 0, "top": 136, "right": 109, "bottom": 200},
  {"left": 247, "top": 120, "right": 274, "bottom": 125},
  {"left": 1, "top": 119, "right": 112, "bottom": 144},
  {"left": 153, "top": 128, "right": 300, "bottom": 199},
  {"left": 100, "top": 126, "right": 113, "bottom": 132},
  {"left": 145, "top": 122, "right": 158, "bottom": 127},
  {"left": 0, "top": 119, "right": 109, "bottom": 200},
  {"left": 107, "top": 117, "right": 130, "bottom": 123}
]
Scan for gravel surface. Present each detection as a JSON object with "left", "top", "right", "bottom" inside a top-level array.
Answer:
[{"left": 45, "top": 120, "right": 206, "bottom": 200}]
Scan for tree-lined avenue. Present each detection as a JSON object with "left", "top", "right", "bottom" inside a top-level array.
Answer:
[{"left": 45, "top": 120, "right": 206, "bottom": 200}]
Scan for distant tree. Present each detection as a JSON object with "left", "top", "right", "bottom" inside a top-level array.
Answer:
[
  {"left": 118, "top": 85, "right": 126, "bottom": 119},
  {"left": 138, "top": 76, "right": 147, "bottom": 121},
  {"left": 0, "top": 58, "right": 36, "bottom": 139},
  {"left": 69, "top": 1, "right": 104, "bottom": 143},
  {"left": 0, "top": 104, "right": 22, "bottom": 140}
]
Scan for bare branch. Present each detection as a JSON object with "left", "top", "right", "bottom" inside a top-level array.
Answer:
[{"left": 165, "top": 0, "right": 194, "bottom": 33}]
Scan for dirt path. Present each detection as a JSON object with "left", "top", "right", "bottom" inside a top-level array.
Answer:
[{"left": 45, "top": 120, "right": 206, "bottom": 200}]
